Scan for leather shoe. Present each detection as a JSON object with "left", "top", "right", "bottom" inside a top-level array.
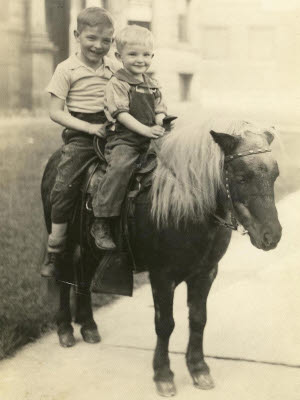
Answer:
[
  {"left": 41, "top": 252, "right": 62, "bottom": 278},
  {"left": 91, "top": 218, "right": 116, "bottom": 250}
]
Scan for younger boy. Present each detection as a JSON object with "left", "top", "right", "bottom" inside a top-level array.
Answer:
[
  {"left": 41, "top": 7, "right": 118, "bottom": 277},
  {"left": 91, "top": 25, "right": 169, "bottom": 249}
]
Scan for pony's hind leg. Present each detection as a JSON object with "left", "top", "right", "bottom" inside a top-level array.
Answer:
[
  {"left": 73, "top": 249, "right": 101, "bottom": 344},
  {"left": 150, "top": 271, "right": 176, "bottom": 397},
  {"left": 186, "top": 266, "right": 218, "bottom": 390},
  {"left": 57, "top": 281, "right": 76, "bottom": 347}
]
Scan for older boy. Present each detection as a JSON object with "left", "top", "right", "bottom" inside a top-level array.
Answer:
[
  {"left": 91, "top": 25, "right": 169, "bottom": 249},
  {"left": 41, "top": 7, "right": 119, "bottom": 277}
]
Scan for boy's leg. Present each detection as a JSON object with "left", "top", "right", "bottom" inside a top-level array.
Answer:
[
  {"left": 41, "top": 222, "right": 68, "bottom": 277},
  {"left": 42, "top": 138, "right": 95, "bottom": 277},
  {"left": 91, "top": 144, "right": 141, "bottom": 250}
]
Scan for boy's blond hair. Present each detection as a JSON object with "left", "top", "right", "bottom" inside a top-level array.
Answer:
[
  {"left": 77, "top": 7, "right": 114, "bottom": 33},
  {"left": 115, "top": 25, "right": 154, "bottom": 53}
]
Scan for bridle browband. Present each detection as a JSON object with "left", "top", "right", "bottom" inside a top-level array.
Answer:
[
  {"left": 213, "top": 147, "right": 272, "bottom": 233},
  {"left": 224, "top": 148, "right": 271, "bottom": 162}
]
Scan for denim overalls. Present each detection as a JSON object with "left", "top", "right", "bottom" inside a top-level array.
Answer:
[{"left": 93, "top": 70, "right": 162, "bottom": 218}]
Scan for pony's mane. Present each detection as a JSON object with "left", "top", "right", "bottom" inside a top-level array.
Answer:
[{"left": 151, "top": 118, "right": 263, "bottom": 228}]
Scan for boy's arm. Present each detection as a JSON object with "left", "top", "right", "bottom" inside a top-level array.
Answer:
[
  {"left": 49, "top": 94, "right": 105, "bottom": 137},
  {"left": 153, "top": 85, "right": 169, "bottom": 127},
  {"left": 117, "top": 112, "right": 164, "bottom": 139}
]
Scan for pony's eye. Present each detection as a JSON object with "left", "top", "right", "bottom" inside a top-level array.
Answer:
[{"left": 237, "top": 177, "right": 246, "bottom": 184}]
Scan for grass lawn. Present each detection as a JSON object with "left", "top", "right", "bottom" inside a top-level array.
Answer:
[
  {"left": 0, "top": 119, "right": 148, "bottom": 360},
  {"left": 0, "top": 117, "right": 298, "bottom": 360},
  {"left": 0, "top": 120, "right": 60, "bottom": 359}
]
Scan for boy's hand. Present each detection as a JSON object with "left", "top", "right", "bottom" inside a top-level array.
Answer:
[
  {"left": 169, "top": 120, "right": 176, "bottom": 131},
  {"left": 155, "top": 114, "right": 165, "bottom": 126},
  {"left": 88, "top": 123, "right": 106, "bottom": 138},
  {"left": 145, "top": 125, "right": 165, "bottom": 139}
]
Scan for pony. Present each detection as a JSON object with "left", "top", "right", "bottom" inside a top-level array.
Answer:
[{"left": 41, "top": 118, "right": 282, "bottom": 397}]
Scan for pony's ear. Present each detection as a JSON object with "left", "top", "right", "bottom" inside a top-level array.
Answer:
[
  {"left": 263, "top": 127, "right": 276, "bottom": 145},
  {"left": 210, "top": 131, "right": 240, "bottom": 154}
]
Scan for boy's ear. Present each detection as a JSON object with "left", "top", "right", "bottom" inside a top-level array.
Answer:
[
  {"left": 115, "top": 52, "right": 121, "bottom": 61},
  {"left": 151, "top": 53, "right": 154, "bottom": 59},
  {"left": 74, "top": 30, "right": 80, "bottom": 41}
]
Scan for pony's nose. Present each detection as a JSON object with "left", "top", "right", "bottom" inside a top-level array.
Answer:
[
  {"left": 263, "top": 226, "right": 282, "bottom": 249},
  {"left": 263, "top": 232, "right": 273, "bottom": 247}
]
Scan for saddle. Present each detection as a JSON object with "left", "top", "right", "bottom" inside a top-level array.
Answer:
[{"left": 78, "top": 138, "right": 158, "bottom": 297}]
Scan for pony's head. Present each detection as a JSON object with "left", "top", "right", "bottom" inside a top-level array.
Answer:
[
  {"left": 210, "top": 122, "right": 282, "bottom": 250},
  {"left": 151, "top": 119, "right": 282, "bottom": 251}
]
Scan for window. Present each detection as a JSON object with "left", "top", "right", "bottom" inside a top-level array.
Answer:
[
  {"left": 177, "top": 0, "right": 191, "bottom": 42},
  {"left": 178, "top": 14, "right": 188, "bottom": 42},
  {"left": 128, "top": 20, "right": 151, "bottom": 30},
  {"left": 202, "top": 26, "right": 230, "bottom": 60},
  {"left": 1, "top": 0, "right": 8, "bottom": 21},
  {"left": 101, "top": 0, "right": 108, "bottom": 9},
  {"left": 85, "top": 0, "right": 102, "bottom": 7},
  {"left": 179, "top": 73, "right": 193, "bottom": 101}
]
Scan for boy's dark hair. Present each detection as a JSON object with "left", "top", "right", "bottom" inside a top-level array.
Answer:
[{"left": 77, "top": 7, "right": 114, "bottom": 33}]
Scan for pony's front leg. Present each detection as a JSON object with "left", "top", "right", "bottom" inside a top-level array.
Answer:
[
  {"left": 75, "top": 286, "right": 101, "bottom": 344},
  {"left": 186, "top": 265, "right": 217, "bottom": 390},
  {"left": 150, "top": 272, "right": 176, "bottom": 397}
]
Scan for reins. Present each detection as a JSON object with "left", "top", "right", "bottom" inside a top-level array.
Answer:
[{"left": 212, "top": 147, "right": 272, "bottom": 234}]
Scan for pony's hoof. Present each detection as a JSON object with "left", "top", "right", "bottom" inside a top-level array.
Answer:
[
  {"left": 192, "top": 372, "right": 215, "bottom": 390},
  {"left": 58, "top": 331, "right": 76, "bottom": 348},
  {"left": 81, "top": 327, "right": 101, "bottom": 344},
  {"left": 155, "top": 381, "right": 177, "bottom": 397}
]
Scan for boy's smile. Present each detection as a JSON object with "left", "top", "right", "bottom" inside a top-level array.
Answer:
[
  {"left": 74, "top": 25, "right": 114, "bottom": 69},
  {"left": 116, "top": 43, "right": 153, "bottom": 79}
]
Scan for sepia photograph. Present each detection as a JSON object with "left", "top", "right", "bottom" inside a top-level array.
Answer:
[{"left": 0, "top": 0, "right": 299, "bottom": 399}]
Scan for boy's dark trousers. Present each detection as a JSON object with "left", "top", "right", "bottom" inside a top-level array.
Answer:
[{"left": 50, "top": 111, "right": 106, "bottom": 224}]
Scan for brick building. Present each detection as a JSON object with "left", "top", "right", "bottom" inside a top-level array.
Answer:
[{"left": 1, "top": 0, "right": 299, "bottom": 121}]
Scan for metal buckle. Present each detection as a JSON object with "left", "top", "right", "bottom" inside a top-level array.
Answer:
[{"left": 86, "top": 199, "right": 92, "bottom": 211}]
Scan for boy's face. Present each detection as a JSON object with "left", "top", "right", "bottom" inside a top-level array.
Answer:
[
  {"left": 74, "top": 24, "right": 114, "bottom": 68},
  {"left": 116, "top": 43, "right": 154, "bottom": 77}
]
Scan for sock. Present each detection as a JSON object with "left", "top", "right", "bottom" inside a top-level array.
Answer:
[{"left": 48, "top": 223, "right": 68, "bottom": 253}]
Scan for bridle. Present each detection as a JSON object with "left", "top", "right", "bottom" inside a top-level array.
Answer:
[
  {"left": 213, "top": 147, "right": 272, "bottom": 234},
  {"left": 145, "top": 139, "right": 272, "bottom": 234}
]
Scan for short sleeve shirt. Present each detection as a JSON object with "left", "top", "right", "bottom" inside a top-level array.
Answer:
[
  {"left": 104, "top": 69, "right": 167, "bottom": 123},
  {"left": 46, "top": 54, "right": 120, "bottom": 113}
]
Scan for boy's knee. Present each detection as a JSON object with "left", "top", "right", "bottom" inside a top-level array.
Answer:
[
  {"left": 50, "top": 181, "right": 80, "bottom": 205},
  {"left": 111, "top": 150, "right": 139, "bottom": 168}
]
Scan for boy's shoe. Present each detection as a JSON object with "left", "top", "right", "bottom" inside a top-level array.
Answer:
[
  {"left": 91, "top": 218, "right": 116, "bottom": 250},
  {"left": 41, "top": 252, "right": 62, "bottom": 278}
]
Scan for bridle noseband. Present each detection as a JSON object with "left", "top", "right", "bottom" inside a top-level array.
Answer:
[{"left": 213, "top": 148, "right": 272, "bottom": 233}]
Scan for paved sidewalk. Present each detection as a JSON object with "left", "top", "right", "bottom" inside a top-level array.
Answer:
[{"left": 0, "top": 192, "right": 299, "bottom": 400}]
